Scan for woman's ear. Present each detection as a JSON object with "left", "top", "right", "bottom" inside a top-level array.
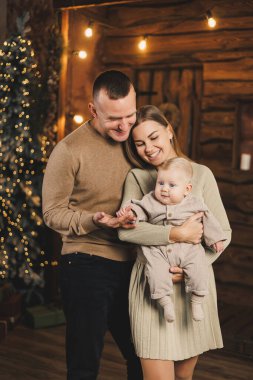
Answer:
[
  {"left": 166, "top": 124, "right": 173, "bottom": 140},
  {"left": 88, "top": 102, "right": 97, "bottom": 118}
]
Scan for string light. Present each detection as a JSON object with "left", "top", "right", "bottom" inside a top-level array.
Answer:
[
  {"left": 138, "top": 36, "right": 147, "bottom": 51},
  {"left": 206, "top": 10, "right": 217, "bottom": 28},
  {"left": 84, "top": 22, "right": 93, "bottom": 38},
  {"left": 0, "top": 30, "right": 49, "bottom": 287},
  {"left": 73, "top": 50, "right": 88, "bottom": 59},
  {"left": 73, "top": 114, "right": 84, "bottom": 124},
  {"left": 78, "top": 50, "right": 88, "bottom": 59}
]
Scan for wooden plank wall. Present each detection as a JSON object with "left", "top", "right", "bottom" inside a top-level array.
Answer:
[
  {"left": 63, "top": 9, "right": 105, "bottom": 135},
  {"left": 133, "top": 66, "right": 203, "bottom": 158},
  {"left": 58, "top": 0, "right": 253, "bottom": 308},
  {"left": 92, "top": 0, "right": 253, "bottom": 308}
]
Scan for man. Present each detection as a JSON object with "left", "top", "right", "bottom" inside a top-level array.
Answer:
[{"left": 42, "top": 70, "right": 142, "bottom": 380}]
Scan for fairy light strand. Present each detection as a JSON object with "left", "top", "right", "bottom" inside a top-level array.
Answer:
[{"left": 0, "top": 31, "right": 53, "bottom": 287}]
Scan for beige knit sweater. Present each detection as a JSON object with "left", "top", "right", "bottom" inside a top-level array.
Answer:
[
  {"left": 119, "top": 163, "right": 232, "bottom": 265},
  {"left": 42, "top": 121, "right": 134, "bottom": 261}
]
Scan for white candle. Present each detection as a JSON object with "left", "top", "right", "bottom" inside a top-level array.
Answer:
[{"left": 240, "top": 153, "right": 251, "bottom": 170}]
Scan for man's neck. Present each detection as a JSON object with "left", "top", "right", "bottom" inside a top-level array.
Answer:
[{"left": 89, "top": 119, "right": 118, "bottom": 145}]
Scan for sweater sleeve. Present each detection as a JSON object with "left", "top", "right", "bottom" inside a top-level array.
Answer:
[
  {"left": 118, "top": 171, "right": 171, "bottom": 245},
  {"left": 201, "top": 166, "right": 232, "bottom": 264},
  {"left": 42, "top": 142, "right": 98, "bottom": 236},
  {"left": 202, "top": 208, "right": 227, "bottom": 247},
  {"left": 130, "top": 200, "right": 149, "bottom": 222}
]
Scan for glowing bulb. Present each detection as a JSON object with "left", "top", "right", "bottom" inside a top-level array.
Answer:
[
  {"left": 84, "top": 25, "right": 93, "bottom": 38},
  {"left": 73, "top": 114, "right": 84, "bottom": 124},
  {"left": 138, "top": 37, "right": 147, "bottom": 51},
  {"left": 208, "top": 17, "right": 216, "bottom": 28},
  {"left": 206, "top": 11, "right": 216, "bottom": 28},
  {"left": 78, "top": 50, "right": 88, "bottom": 59}
]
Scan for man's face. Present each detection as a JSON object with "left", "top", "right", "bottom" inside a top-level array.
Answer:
[{"left": 89, "top": 86, "right": 137, "bottom": 142}]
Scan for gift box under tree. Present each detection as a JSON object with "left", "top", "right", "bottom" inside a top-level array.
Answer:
[{"left": 25, "top": 304, "right": 65, "bottom": 329}]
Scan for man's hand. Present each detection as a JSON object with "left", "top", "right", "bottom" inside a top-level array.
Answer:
[
  {"left": 170, "top": 266, "right": 184, "bottom": 283},
  {"left": 93, "top": 206, "right": 136, "bottom": 229}
]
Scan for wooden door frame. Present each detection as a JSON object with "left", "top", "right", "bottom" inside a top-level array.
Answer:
[
  {"left": 57, "top": 10, "right": 69, "bottom": 141},
  {"left": 0, "top": 0, "right": 7, "bottom": 43}
]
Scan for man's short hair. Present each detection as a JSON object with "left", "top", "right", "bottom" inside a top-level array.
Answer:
[{"left": 93, "top": 70, "right": 132, "bottom": 100}]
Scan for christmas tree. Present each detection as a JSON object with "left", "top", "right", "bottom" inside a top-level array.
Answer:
[{"left": 0, "top": 13, "right": 48, "bottom": 299}]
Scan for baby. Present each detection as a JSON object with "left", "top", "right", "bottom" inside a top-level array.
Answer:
[{"left": 117, "top": 157, "right": 226, "bottom": 322}]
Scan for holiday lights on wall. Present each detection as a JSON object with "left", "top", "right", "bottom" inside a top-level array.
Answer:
[
  {"left": 138, "top": 36, "right": 148, "bottom": 51},
  {"left": 73, "top": 49, "right": 88, "bottom": 59},
  {"left": 84, "top": 21, "right": 93, "bottom": 38},
  {"left": 71, "top": 11, "right": 217, "bottom": 122},
  {"left": 70, "top": 19, "right": 96, "bottom": 123},
  {"left": 73, "top": 8, "right": 218, "bottom": 58},
  {"left": 73, "top": 114, "right": 84, "bottom": 124},
  {"left": 136, "top": 11, "right": 217, "bottom": 51},
  {"left": 73, "top": 20, "right": 94, "bottom": 61},
  {"left": 206, "top": 10, "right": 217, "bottom": 28}
]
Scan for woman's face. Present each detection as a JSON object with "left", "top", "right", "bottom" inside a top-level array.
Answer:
[{"left": 132, "top": 120, "right": 176, "bottom": 167}]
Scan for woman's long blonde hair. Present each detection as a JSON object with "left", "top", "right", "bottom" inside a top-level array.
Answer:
[{"left": 125, "top": 105, "right": 187, "bottom": 169}]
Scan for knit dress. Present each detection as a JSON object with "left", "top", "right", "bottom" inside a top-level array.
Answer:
[{"left": 119, "top": 162, "right": 232, "bottom": 360}]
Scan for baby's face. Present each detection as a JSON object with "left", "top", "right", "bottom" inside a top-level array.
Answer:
[{"left": 155, "top": 168, "right": 192, "bottom": 205}]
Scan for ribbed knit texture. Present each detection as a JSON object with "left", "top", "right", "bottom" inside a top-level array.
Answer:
[
  {"left": 42, "top": 121, "right": 134, "bottom": 261},
  {"left": 130, "top": 259, "right": 223, "bottom": 360},
  {"left": 119, "top": 162, "right": 231, "bottom": 360}
]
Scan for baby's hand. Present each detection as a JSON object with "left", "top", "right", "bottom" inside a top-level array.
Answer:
[
  {"left": 116, "top": 205, "right": 135, "bottom": 218},
  {"left": 211, "top": 241, "right": 224, "bottom": 253},
  {"left": 93, "top": 207, "right": 136, "bottom": 229}
]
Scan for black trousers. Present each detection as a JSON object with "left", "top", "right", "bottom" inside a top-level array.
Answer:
[{"left": 60, "top": 252, "right": 143, "bottom": 380}]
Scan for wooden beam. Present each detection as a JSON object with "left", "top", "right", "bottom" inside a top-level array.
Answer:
[
  {"left": 106, "top": 0, "right": 219, "bottom": 30},
  {"left": 204, "top": 58, "right": 253, "bottom": 81},
  {"left": 204, "top": 80, "right": 253, "bottom": 97},
  {"left": 53, "top": 0, "right": 166, "bottom": 10},
  {"left": 105, "top": 15, "right": 253, "bottom": 36},
  {"left": 57, "top": 11, "right": 69, "bottom": 141},
  {"left": 102, "top": 29, "right": 253, "bottom": 66},
  {"left": 76, "top": 8, "right": 115, "bottom": 29}
]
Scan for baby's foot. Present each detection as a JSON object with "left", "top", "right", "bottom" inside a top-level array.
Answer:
[
  {"left": 163, "top": 303, "right": 175, "bottom": 323},
  {"left": 191, "top": 302, "right": 204, "bottom": 321}
]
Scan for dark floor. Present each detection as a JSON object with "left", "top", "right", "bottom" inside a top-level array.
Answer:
[{"left": 0, "top": 323, "right": 252, "bottom": 380}]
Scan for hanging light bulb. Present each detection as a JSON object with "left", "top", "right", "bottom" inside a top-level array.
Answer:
[
  {"left": 72, "top": 50, "right": 88, "bottom": 59},
  {"left": 84, "top": 22, "right": 93, "bottom": 38},
  {"left": 73, "top": 114, "right": 84, "bottom": 124},
  {"left": 138, "top": 36, "right": 147, "bottom": 51},
  {"left": 206, "top": 10, "right": 217, "bottom": 28},
  {"left": 77, "top": 50, "right": 88, "bottom": 59}
]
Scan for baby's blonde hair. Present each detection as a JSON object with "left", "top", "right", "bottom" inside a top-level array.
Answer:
[{"left": 159, "top": 157, "right": 193, "bottom": 183}]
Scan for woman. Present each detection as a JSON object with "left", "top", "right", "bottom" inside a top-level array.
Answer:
[{"left": 119, "top": 105, "right": 232, "bottom": 380}]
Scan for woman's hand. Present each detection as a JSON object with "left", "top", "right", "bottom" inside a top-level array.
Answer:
[
  {"left": 211, "top": 240, "right": 224, "bottom": 254},
  {"left": 170, "top": 266, "right": 184, "bottom": 283},
  {"left": 169, "top": 212, "right": 204, "bottom": 244},
  {"left": 93, "top": 206, "right": 136, "bottom": 229}
]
